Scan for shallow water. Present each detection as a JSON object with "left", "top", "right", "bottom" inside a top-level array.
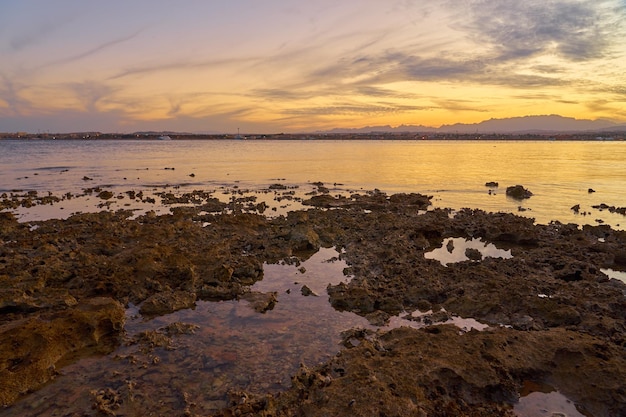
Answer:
[
  {"left": 3, "top": 247, "right": 488, "bottom": 416},
  {"left": 514, "top": 380, "right": 592, "bottom": 417},
  {"left": 424, "top": 237, "right": 513, "bottom": 266},
  {"left": 601, "top": 268, "right": 626, "bottom": 284},
  {"left": 2, "top": 139, "right": 625, "bottom": 415},
  {"left": 2, "top": 139, "right": 626, "bottom": 228}
]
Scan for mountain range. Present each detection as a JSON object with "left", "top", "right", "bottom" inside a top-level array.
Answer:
[{"left": 323, "top": 115, "right": 626, "bottom": 134}]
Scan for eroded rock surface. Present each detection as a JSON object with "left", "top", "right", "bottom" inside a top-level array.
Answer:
[{"left": 1, "top": 191, "right": 626, "bottom": 415}]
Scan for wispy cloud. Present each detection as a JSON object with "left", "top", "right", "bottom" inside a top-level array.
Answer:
[
  {"left": 34, "top": 30, "right": 143, "bottom": 71},
  {"left": 0, "top": 74, "right": 30, "bottom": 115},
  {"left": 65, "top": 80, "right": 120, "bottom": 112},
  {"left": 433, "top": 99, "right": 489, "bottom": 113},
  {"left": 462, "top": 0, "right": 624, "bottom": 62},
  {"left": 2, "top": 0, "right": 625, "bottom": 132},
  {"left": 281, "top": 102, "right": 429, "bottom": 116},
  {"left": 108, "top": 55, "right": 258, "bottom": 80},
  {"left": 6, "top": 11, "right": 79, "bottom": 52}
]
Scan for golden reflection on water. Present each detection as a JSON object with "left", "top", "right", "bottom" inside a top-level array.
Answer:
[{"left": 2, "top": 140, "right": 625, "bottom": 228}]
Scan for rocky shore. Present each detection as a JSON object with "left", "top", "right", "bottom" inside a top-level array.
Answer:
[{"left": 1, "top": 188, "right": 625, "bottom": 416}]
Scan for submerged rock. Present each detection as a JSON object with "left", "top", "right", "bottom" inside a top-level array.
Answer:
[
  {"left": 300, "top": 285, "right": 318, "bottom": 296},
  {"left": 241, "top": 291, "right": 278, "bottom": 313},
  {"left": 465, "top": 247, "right": 482, "bottom": 261},
  {"left": 506, "top": 185, "right": 533, "bottom": 199},
  {"left": 2, "top": 189, "right": 626, "bottom": 415},
  {"left": 139, "top": 290, "right": 197, "bottom": 316}
]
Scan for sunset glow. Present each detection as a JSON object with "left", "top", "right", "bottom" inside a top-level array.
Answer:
[{"left": 1, "top": 0, "right": 625, "bottom": 133}]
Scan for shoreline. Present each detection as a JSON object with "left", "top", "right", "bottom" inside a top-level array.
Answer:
[
  {"left": 1, "top": 188, "right": 626, "bottom": 415},
  {"left": 2, "top": 133, "right": 626, "bottom": 141}
]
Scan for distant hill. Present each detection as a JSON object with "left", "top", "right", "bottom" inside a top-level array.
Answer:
[
  {"left": 323, "top": 115, "right": 626, "bottom": 134},
  {"left": 323, "top": 124, "right": 438, "bottom": 134},
  {"left": 439, "top": 115, "right": 620, "bottom": 134}
]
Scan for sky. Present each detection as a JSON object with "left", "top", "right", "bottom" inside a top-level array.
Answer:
[{"left": 1, "top": 0, "right": 625, "bottom": 134}]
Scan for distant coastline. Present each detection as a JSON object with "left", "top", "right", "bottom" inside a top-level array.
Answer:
[
  {"left": 4, "top": 115, "right": 625, "bottom": 141},
  {"left": 1, "top": 132, "right": 624, "bottom": 141}
]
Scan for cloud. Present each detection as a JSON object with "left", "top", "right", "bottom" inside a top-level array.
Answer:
[
  {"left": 6, "top": 10, "right": 79, "bottom": 52},
  {"left": 108, "top": 55, "right": 257, "bottom": 80},
  {"left": 34, "top": 30, "right": 143, "bottom": 72},
  {"left": 462, "top": 0, "right": 623, "bottom": 62},
  {"left": 0, "top": 108, "right": 129, "bottom": 133},
  {"left": 281, "top": 102, "right": 429, "bottom": 116},
  {"left": 433, "top": 99, "right": 489, "bottom": 113},
  {"left": 250, "top": 88, "right": 319, "bottom": 101},
  {"left": 65, "top": 80, "right": 120, "bottom": 112},
  {"left": 354, "top": 86, "right": 418, "bottom": 99},
  {"left": 0, "top": 74, "right": 31, "bottom": 115}
]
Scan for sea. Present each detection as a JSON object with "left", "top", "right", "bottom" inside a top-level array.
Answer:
[
  {"left": 1, "top": 138, "right": 624, "bottom": 416},
  {"left": 1, "top": 138, "right": 625, "bottom": 229}
]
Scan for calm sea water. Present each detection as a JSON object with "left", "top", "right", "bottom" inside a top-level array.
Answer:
[
  {"left": 1, "top": 139, "right": 625, "bottom": 229},
  {"left": 2, "top": 139, "right": 622, "bottom": 415}
]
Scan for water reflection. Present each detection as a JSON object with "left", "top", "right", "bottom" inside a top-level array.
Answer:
[
  {"left": 424, "top": 237, "right": 513, "bottom": 266},
  {"left": 601, "top": 268, "right": 626, "bottom": 284},
  {"left": 4, "top": 247, "right": 490, "bottom": 416},
  {"left": 514, "top": 381, "right": 592, "bottom": 417},
  {"left": 3, "top": 140, "right": 626, "bottom": 229}
]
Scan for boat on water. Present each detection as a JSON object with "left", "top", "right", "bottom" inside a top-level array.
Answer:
[{"left": 158, "top": 135, "right": 172, "bottom": 140}]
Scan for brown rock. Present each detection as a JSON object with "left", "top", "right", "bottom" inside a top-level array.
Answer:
[
  {"left": 0, "top": 297, "right": 124, "bottom": 406},
  {"left": 241, "top": 291, "right": 278, "bottom": 313},
  {"left": 506, "top": 185, "right": 533, "bottom": 199},
  {"left": 139, "top": 290, "right": 197, "bottom": 316}
]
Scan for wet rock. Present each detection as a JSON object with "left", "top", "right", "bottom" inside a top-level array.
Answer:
[
  {"left": 365, "top": 310, "right": 391, "bottom": 326},
  {"left": 0, "top": 297, "right": 124, "bottom": 406},
  {"left": 231, "top": 258, "right": 264, "bottom": 285},
  {"left": 302, "top": 194, "right": 344, "bottom": 208},
  {"left": 388, "top": 193, "right": 432, "bottom": 210},
  {"left": 3, "top": 188, "right": 626, "bottom": 415},
  {"left": 139, "top": 290, "right": 197, "bottom": 316},
  {"left": 592, "top": 203, "right": 626, "bottom": 216},
  {"left": 465, "top": 247, "right": 482, "bottom": 261},
  {"left": 288, "top": 224, "right": 321, "bottom": 252},
  {"left": 132, "top": 329, "right": 174, "bottom": 351},
  {"left": 216, "top": 326, "right": 626, "bottom": 417},
  {"left": 510, "top": 314, "right": 538, "bottom": 331},
  {"left": 416, "top": 299, "right": 432, "bottom": 312},
  {"left": 506, "top": 185, "right": 533, "bottom": 200},
  {"left": 91, "top": 387, "right": 123, "bottom": 415},
  {"left": 571, "top": 204, "right": 580, "bottom": 213},
  {"left": 97, "top": 190, "right": 114, "bottom": 200},
  {"left": 544, "top": 306, "right": 581, "bottom": 327},
  {"left": 485, "top": 181, "right": 499, "bottom": 187},
  {"left": 300, "top": 285, "right": 318, "bottom": 296},
  {"left": 327, "top": 281, "right": 376, "bottom": 314},
  {"left": 241, "top": 291, "right": 278, "bottom": 313},
  {"left": 164, "top": 322, "right": 199, "bottom": 336}
]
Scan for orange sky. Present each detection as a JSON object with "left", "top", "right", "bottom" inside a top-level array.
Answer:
[{"left": 1, "top": 1, "right": 625, "bottom": 133}]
